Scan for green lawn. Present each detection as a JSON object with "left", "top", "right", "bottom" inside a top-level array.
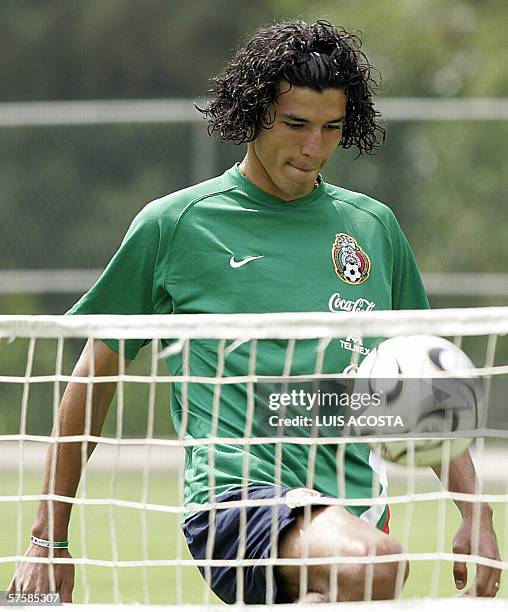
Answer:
[{"left": 1, "top": 471, "right": 505, "bottom": 604}]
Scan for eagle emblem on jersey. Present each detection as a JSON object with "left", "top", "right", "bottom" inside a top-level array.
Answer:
[{"left": 332, "top": 233, "right": 371, "bottom": 285}]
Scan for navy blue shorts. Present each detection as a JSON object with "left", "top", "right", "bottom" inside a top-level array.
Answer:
[{"left": 182, "top": 485, "right": 327, "bottom": 605}]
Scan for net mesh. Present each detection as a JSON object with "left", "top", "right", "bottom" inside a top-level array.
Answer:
[{"left": 0, "top": 308, "right": 506, "bottom": 606}]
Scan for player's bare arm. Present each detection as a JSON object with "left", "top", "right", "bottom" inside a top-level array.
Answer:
[
  {"left": 8, "top": 339, "right": 127, "bottom": 603},
  {"left": 434, "top": 449, "right": 501, "bottom": 597}
]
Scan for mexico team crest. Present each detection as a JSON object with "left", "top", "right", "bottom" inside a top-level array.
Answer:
[{"left": 332, "top": 233, "right": 371, "bottom": 285}]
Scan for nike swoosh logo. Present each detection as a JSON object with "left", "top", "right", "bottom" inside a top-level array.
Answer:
[{"left": 229, "top": 255, "right": 264, "bottom": 268}]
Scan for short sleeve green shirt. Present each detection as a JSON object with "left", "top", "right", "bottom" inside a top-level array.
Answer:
[{"left": 69, "top": 164, "right": 429, "bottom": 527}]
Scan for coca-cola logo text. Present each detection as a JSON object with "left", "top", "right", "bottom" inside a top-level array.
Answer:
[{"left": 328, "top": 292, "right": 376, "bottom": 313}]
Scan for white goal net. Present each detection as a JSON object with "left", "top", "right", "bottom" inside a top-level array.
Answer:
[{"left": 0, "top": 308, "right": 506, "bottom": 607}]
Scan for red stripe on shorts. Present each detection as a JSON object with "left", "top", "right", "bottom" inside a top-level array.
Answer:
[{"left": 382, "top": 505, "right": 391, "bottom": 534}]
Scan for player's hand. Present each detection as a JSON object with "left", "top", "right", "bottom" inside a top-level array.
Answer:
[
  {"left": 8, "top": 544, "right": 75, "bottom": 603},
  {"left": 452, "top": 507, "right": 501, "bottom": 597}
]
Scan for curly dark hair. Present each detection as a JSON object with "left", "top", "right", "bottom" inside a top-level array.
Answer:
[{"left": 198, "top": 20, "right": 385, "bottom": 155}]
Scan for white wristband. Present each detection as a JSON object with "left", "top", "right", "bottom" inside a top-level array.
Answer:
[{"left": 31, "top": 535, "right": 69, "bottom": 549}]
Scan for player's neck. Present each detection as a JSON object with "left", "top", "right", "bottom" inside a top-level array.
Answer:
[{"left": 239, "top": 152, "right": 318, "bottom": 202}]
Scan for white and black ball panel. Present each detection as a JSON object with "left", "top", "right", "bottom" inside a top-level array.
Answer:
[
  {"left": 358, "top": 335, "right": 476, "bottom": 376},
  {"left": 354, "top": 334, "right": 482, "bottom": 466}
]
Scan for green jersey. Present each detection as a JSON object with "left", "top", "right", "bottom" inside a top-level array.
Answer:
[{"left": 69, "top": 164, "right": 429, "bottom": 528}]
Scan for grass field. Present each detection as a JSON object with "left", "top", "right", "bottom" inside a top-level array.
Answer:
[{"left": 1, "top": 470, "right": 506, "bottom": 604}]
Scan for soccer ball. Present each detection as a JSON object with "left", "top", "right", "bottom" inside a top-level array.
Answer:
[
  {"left": 352, "top": 335, "right": 484, "bottom": 466},
  {"left": 343, "top": 262, "right": 362, "bottom": 282}
]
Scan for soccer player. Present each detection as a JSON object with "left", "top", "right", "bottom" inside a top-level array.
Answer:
[{"left": 10, "top": 20, "right": 501, "bottom": 603}]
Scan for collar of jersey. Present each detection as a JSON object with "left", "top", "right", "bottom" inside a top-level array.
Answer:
[{"left": 227, "top": 163, "right": 325, "bottom": 209}]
